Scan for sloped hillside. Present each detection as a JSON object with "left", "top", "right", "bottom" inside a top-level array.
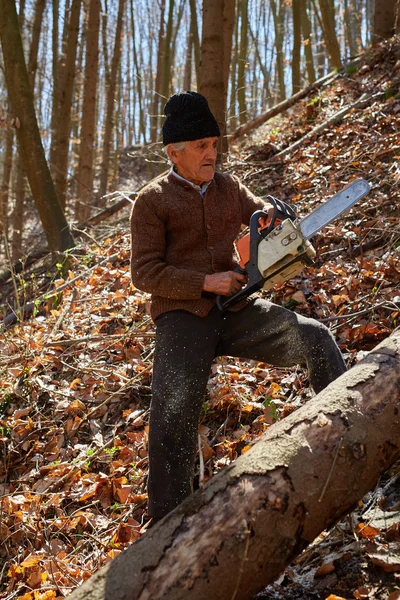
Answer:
[{"left": 0, "top": 37, "right": 399, "bottom": 600}]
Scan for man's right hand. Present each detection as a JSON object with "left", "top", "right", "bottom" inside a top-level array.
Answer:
[{"left": 203, "top": 271, "right": 247, "bottom": 296}]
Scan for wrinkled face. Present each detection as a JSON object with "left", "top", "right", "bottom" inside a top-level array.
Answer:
[{"left": 168, "top": 137, "right": 219, "bottom": 185}]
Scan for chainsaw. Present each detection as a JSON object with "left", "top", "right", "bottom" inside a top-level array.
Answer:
[{"left": 217, "top": 178, "right": 371, "bottom": 311}]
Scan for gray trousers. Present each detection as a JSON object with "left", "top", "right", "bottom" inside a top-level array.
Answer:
[{"left": 148, "top": 299, "right": 346, "bottom": 519}]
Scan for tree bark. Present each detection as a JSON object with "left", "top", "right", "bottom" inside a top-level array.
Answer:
[
  {"left": 237, "top": 0, "right": 248, "bottom": 123},
  {"left": 0, "top": 0, "right": 75, "bottom": 253},
  {"left": 318, "top": 0, "right": 342, "bottom": 69},
  {"left": 98, "top": 0, "right": 126, "bottom": 199},
  {"left": 0, "top": 115, "right": 14, "bottom": 247},
  {"left": 160, "top": 0, "right": 175, "bottom": 102},
  {"left": 188, "top": 0, "right": 201, "bottom": 88},
  {"left": 300, "top": 0, "right": 316, "bottom": 84},
  {"left": 200, "top": 0, "right": 226, "bottom": 153},
  {"left": 150, "top": 0, "right": 166, "bottom": 144},
  {"left": 75, "top": 0, "right": 100, "bottom": 221},
  {"left": 270, "top": 0, "right": 286, "bottom": 102},
  {"left": 67, "top": 329, "right": 400, "bottom": 600},
  {"left": 372, "top": 0, "right": 398, "bottom": 43},
  {"left": 291, "top": 0, "right": 301, "bottom": 93},
  {"left": 53, "top": 0, "right": 82, "bottom": 210}
]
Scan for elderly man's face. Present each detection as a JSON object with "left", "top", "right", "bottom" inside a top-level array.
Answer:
[{"left": 169, "top": 137, "right": 218, "bottom": 185}]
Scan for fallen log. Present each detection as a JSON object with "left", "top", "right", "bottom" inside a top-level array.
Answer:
[{"left": 66, "top": 329, "right": 400, "bottom": 600}]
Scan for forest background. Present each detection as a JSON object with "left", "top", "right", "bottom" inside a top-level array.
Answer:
[
  {"left": 0, "top": 1, "right": 400, "bottom": 599},
  {"left": 0, "top": 0, "right": 399, "bottom": 262}
]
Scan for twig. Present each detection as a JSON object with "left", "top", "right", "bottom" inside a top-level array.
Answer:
[
  {"left": 319, "top": 300, "right": 388, "bottom": 323},
  {"left": 45, "top": 290, "right": 76, "bottom": 344},
  {"left": 44, "top": 331, "right": 155, "bottom": 347}
]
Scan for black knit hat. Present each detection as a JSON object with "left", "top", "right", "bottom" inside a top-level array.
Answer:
[{"left": 162, "top": 91, "right": 220, "bottom": 145}]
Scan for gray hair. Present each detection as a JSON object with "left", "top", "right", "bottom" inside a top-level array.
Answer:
[{"left": 165, "top": 141, "right": 188, "bottom": 164}]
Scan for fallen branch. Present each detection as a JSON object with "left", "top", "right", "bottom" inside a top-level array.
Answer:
[
  {"left": 67, "top": 329, "right": 400, "bottom": 600},
  {"left": 268, "top": 91, "right": 383, "bottom": 162},
  {"left": 228, "top": 70, "right": 339, "bottom": 142}
]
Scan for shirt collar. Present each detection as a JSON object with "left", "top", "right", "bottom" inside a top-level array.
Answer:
[{"left": 171, "top": 168, "right": 212, "bottom": 198}]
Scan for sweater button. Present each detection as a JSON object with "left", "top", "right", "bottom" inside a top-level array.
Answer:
[
  {"left": 208, "top": 246, "right": 214, "bottom": 250},
  {"left": 206, "top": 225, "right": 212, "bottom": 230}
]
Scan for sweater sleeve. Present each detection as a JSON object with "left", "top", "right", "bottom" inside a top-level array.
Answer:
[
  {"left": 232, "top": 175, "right": 269, "bottom": 225},
  {"left": 130, "top": 196, "right": 206, "bottom": 299}
]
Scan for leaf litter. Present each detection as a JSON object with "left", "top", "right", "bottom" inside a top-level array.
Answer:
[{"left": 0, "top": 36, "right": 400, "bottom": 600}]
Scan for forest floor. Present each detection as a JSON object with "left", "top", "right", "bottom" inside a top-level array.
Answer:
[{"left": 0, "top": 36, "right": 400, "bottom": 600}]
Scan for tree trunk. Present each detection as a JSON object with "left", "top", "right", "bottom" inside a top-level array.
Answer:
[
  {"left": 160, "top": 0, "right": 175, "bottom": 102},
  {"left": 0, "top": 0, "right": 75, "bottom": 253},
  {"left": 98, "top": 0, "right": 126, "bottom": 200},
  {"left": 291, "top": 0, "right": 301, "bottom": 94},
  {"left": 188, "top": 0, "right": 201, "bottom": 88},
  {"left": 300, "top": 0, "right": 316, "bottom": 84},
  {"left": 249, "top": 23, "right": 272, "bottom": 102},
  {"left": 11, "top": 157, "right": 25, "bottom": 261},
  {"left": 49, "top": 0, "right": 59, "bottom": 173},
  {"left": 75, "top": 0, "right": 100, "bottom": 221},
  {"left": 130, "top": 0, "right": 146, "bottom": 143},
  {"left": 343, "top": 0, "right": 358, "bottom": 57},
  {"left": 222, "top": 0, "right": 235, "bottom": 107},
  {"left": 237, "top": 0, "right": 248, "bottom": 123},
  {"left": 27, "top": 0, "right": 46, "bottom": 89},
  {"left": 200, "top": 0, "right": 226, "bottom": 153},
  {"left": 228, "top": 11, "right": 239, "bottom": 131},
  {"left": 0, "top": 119, "right": 14, "bottom": 247},
  {"left": 183, "top": 26, "right": 193, "bottom": 91},
  {"left": 67, "top": 329, "right": 400, "bottom": 600},
  {"left": 270, "top": 0, "right": 286, "bottom": 102},
  {"left": 101, "top": 1, "right": 110, "bottom": 86},
  {"left": 150, "top": 0, "right": 166, "bottom": 144},
  {"left": 318, "top": 0, "right": 342, "bottom": 69},
  {"left": 372, "top": 0, "right": 398, "bottom": 43},
  {"left": 53, "top": 0, "right": 82, "bottom": 210},
  {"left": 11, "top": 0, "right": 46, "bottom": 259}
]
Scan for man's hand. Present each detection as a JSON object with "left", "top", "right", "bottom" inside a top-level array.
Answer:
[{"left": 203, "top": 271, "right": 247, "bottom": 296}]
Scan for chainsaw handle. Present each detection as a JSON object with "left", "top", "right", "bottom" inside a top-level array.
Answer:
[{"left": 216, "top": 199, "right": 297, "bottom": 311}]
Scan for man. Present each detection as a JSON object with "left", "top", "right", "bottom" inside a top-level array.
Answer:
[{"left": 130, "top": 91, "right": 346, "bottom": 522}]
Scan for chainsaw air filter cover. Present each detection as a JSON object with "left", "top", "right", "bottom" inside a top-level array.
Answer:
[{"left": 257, "top": 219, "right": 316, "bottom": 290}]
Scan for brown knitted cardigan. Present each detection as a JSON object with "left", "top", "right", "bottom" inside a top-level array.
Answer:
[{"left": 130, "top": 170, "right": 265, "bottom": 321}]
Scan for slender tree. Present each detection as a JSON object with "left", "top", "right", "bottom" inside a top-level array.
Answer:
[
  {"left": 130, "top": 0, "right": 146, "bottom": 143},
  {"left": 10, "top": 0, "right": 46, "bottom": 261},
  {"left": 237, "top": 0, "right": 248, "bottom": 123},
  {"left": 372, "top": 0, "right": 398, "bottom": 43},
  {"left": 76, "top": 0, "right": 100, "bottom": 221},
  {"left": 300, "top": 0, "right": 316, "bottom": 84},
  {"left": 318, "top": 0, "right": 342, "bottom": 69},
  {"left": 270, "top": 0, "right": 286, "bottom": 102},
  {"left": 0, "top": 120, "right": 14, "bottom": 246},
  {"left": 150, "top": 0, "right": 166, "bottom": 143},
  {"left": 53, "top": 0, "right": 82, "bottom": 210},
  {"left": 99, "top": 0, "right": 126, "bottom": 199},
  {"left": 292, "top": 0, "right": 301, "bottom": 93},
  {"left": 0, "top": 0, "right": 74, "bottom": 253},
  {"left": 200, "top": 0, "right": 226, "bottom": 152},
  {"left": 189, "top": 0, "right": 201, "bottom": 88},
  {"left": 183, "top": 23, "right": 193, "bottom": 91},
  {"left": 160, "top": 0, "right": 175, "bottom": 102}
]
